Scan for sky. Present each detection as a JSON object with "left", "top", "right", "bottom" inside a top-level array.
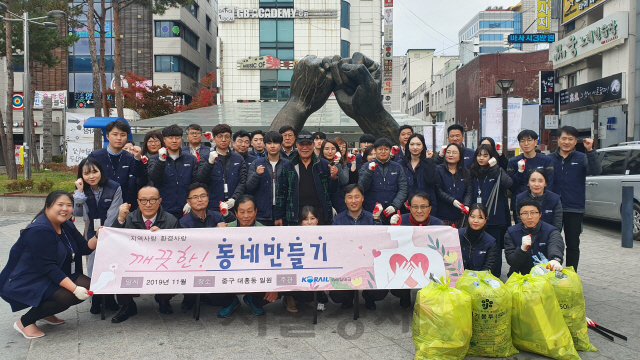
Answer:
[{"left": 392, "top": 0, "right": 520, "bottom": 56}]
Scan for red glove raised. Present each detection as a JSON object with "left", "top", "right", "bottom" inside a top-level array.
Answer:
[
  {"left": 204, "top": 132, "right": 213, "bottom": 140},
  {"left": 391, "top": 146, "right": 400, "bottom": 156},
  {"left": 404, "top": 201, "right": 410, "bottom": 210},
  {"left": 219, "top": 201, "right": 228, "bottom": 216},
  {"left": 141, "top": 155, "right": 148, "bottom": 164},
  {"left": 372, "top": 203, "right": 383, "bottom": 216},
  {"left": 368, "top": 162, "right": 377, "bottom": 171},
  {"left": 347, "top": 153, "right": 356, "bottom": 162}
]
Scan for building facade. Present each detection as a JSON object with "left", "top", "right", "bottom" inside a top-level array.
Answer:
[
  {"left": 216, "top": 0, "right": 382, "bottom": 103},
  {"left": 389, "top": 55, "right": 405, "bottom": 112},
  {"left": 429, "top": 58, "right": 460, "bottom": 129}
]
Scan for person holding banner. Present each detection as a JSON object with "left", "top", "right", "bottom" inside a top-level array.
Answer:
[
  {"left": 393, "top": 192, "right": 443, "bottom": 226},
  {"left": 111, "top": 186, "right": 181, "bottom": 323},
  {"left": 182, "top": 124, "right": 210, "bottom": 158},
  {"left": 507, "top": 130, "right": 555, "bottom": 221},
  {"left": 470, "top": 144, "right": 513, "bottom": 277},
  {"left": 504, "top": 198, "right": 565, "bottom": 276},
  {"left": 246, "top": 131, "right": 298, "bottom": 226},
  {"left": 397, "top": 133, "right": 439, "bottom": 215},
  {"left": 435, "top": 143, "right": 472, "bottom": 228},
  {"left": 72, "top": 158, "right": 122, "bottom": 314},
  {"left": 514, "top": 169, "right": 563, "bottom": 231},
  {"left": 147, "top": 125, "right": 199, "bottom": 220},
  {"left": 359, "top": 138, "right": 408, "bottom": 225},
  {"left": 434, "top": 124, "right": 474, "bottom": 168},
  {"left": 0, "top": 191, "right": 97, "bottom": 339},
  {"left": 458, "top": 203, "right": 498, "bottom": 272}
]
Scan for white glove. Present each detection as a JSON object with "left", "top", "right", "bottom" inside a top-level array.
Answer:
[
  {"left": 73, "top": 286, "right": 90, "bottom": 300},
  {"left": 225, "top": 198, "right": 235, "bottom": 209},
  {"left": 453, "top": 200, "right": 463, "bottom": 210},
  {"left": 208, "top": 150, "right": 219, "bottom": 164},
  {"left": 333, "top": 152, "right": 341, "bottom": 164},
  {"left": 219, "top": 201, "right": 229, "bottom": 216},
  {"left": 496, "top": 142, "right": 503, "bottom": 155},
  {"left": 517, "top": 159, "right": 526, "bottom": 173},
  {"left": 368, "top": 162, "right": 377, "bottom": 171},
  {"left": 390, "top": 214, "right": 401, "bottom": 225},
  {"left": 372, "top": 203, "right": 383, "bottom": 220},
  {"left": 183, "top": 203, "right": 191, "bottom": 215},
  {"left": 488, "top": 157, "right": 497, "bottom": 167},
  {"left": 439, "top": 145, "right": 447, "bottom": 157},
  {"left": 521, "top": 234, "right": 532, "bottom": 251},
  {"left": 548, "top": 260, "right": 563, "bottom": 271},
  {"left": 158, "top": 147, "right": 167, "bottom": 161},
  {"left": 384, "top": 206, "right": 395, "bottom": 217}
]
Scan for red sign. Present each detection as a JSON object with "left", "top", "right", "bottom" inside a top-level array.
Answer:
[{"left": 384, "top": 0, "right": 393, "bottom": 7}]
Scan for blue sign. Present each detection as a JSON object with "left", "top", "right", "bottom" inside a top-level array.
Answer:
[{"left": 508, "top": 33, "right": 555, "bottom": 43}]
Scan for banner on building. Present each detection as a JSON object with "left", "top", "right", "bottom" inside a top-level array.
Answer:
[
  {"left": 560, "top": 72, "right": 624, "bottom": 111},
  {"left": 237, "top": 55, "right": 297, "bottom": 70},
  {"left": 537, "top": 0, "right": 551, "bottom": 31},
  {"left": 91, "top": 226, "right": 464, "bottom": 294},
  {"left": 384, "top": 0, "right": 393, "bottom": 7},
  {"left": 384, "top": 8, "right": 393, "bottom": 25},
  {"left": 12, "top": 93, "right": 23, "bottom": 111},
  {"left": 384, "top": 25, "right": 393, "bottom": 42},
  {"left": 562, "top": 0, "right": 609, "bottom": 25},
  {"left": 34, "top": 91, "right": 67, "bottom": 109},
  {"left": 539, "top": 70, "right": 555, "bottom": 105}
]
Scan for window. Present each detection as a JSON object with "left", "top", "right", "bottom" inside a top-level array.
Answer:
[
  {"left": 259, "top": 0, "right": 294, "bottom": 8},
  {"left": 479, "top": 20, "right": 514, "bottom": 29},
  {"left": 341, "top": 1, "right": 350, "bottom": 29},
  {"left": 183, "top": 27, "right": 199, "bottom": 50},
  {"left": 479, "top": 46, "right": 507, "bottom": 53},
  {"left": 600, "top": 150, "right": 628, "bottom": 176},
  {"left": 12, "top": 56, "right": 24, "bottom": 72},
  {"left": 341, "top": 40, "right": 350, "bottom": 58},
  {"left": 260, "top": 19, "right": 294, "bottom": 60},
  {"left": 260, "top": 69, "right": 293, "bottom": 100},
  {"left": 206, "top": 45, "right": 212, "bottom": 61},
  {"left": 155, "top": 55, "right": 200, "bottom": 81},
  {"left": 626, "top": 151, "right": 640, "bottom": 175},
  {"left": 68, "top": 56, "right": 114, "bottom": 72},
  {"left": 206, "top": 15, "right": 211, "bottom": 32},
  {"left": 567, "top": 73, "right": 577, "bottom": 88},
  {"left": 155, "top": 21, "right": 199, "bottom": 51},
  {"left": 479, "top": 34, "right": 503, "bottom": 41},
  {"left": 186, "top": 2, "right": 199, "bottom": 19}
]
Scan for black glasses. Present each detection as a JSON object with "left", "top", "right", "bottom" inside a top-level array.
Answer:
[
  {"left": 519, "top": 211, "right": 540, "bottom": 218},
  {"left": 188, "top": 194, "right": 208, "bottom": 201},
  {"left": 138, "top": 198, "right": 159, "bottom": 205}
]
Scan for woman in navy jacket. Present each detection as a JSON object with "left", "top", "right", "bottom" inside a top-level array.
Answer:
[
  {"left": 514, "top": 169, "right": 563, "bottom": 231},
  {"left": 0, "top": 191, "right": 97, "bottom": 339},
  {"left": 435, "top": 143, "right": 473, "bottom": 227},
  {"left": 397, "top": 134, "right": 439, "bottom": 215},
  {"left": 72, "top": 158, "right": 122, "bottom": 314},
  {"left": 458, "top": 203, "right": 498, "bottom": 272},
  {"left": 470, "top": 143, "right": 513, "bottom": 277},
  {"left": 321, "top": 139, "right": 348, "bottom": 214}
]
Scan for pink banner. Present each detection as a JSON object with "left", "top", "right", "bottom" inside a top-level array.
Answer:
[{"left": 90, "top": 226, "right": 464, "bottom": 294}]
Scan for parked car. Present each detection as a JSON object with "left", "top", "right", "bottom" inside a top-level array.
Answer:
[{"left": 585, "top": 141, "right": 640, "bottom": 240}]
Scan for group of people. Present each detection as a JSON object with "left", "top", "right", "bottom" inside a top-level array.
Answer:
[{"left": 0, "top": 119, "right": 602, "bottom": 339}]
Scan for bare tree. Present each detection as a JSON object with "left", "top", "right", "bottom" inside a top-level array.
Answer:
[
  {"left": 87, "top": 0, "right": 103, "bottom": 150},
  {"left": 2, "top": 18, "right": 17, "bottom": 179}
]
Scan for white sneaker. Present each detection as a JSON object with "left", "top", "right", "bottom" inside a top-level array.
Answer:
[{"left": 317, "top": 303, "right": 326, "bottom": 311}]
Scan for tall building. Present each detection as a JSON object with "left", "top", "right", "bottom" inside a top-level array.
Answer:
[
  {"left": 216, "top": 0, "right": 382, "bottom": 103},
  {"left": 390, "top": 55, "right": 405, "bottom": 111},
  {"left": 429, "top": 58, "right": 461, "bottom": 128}
]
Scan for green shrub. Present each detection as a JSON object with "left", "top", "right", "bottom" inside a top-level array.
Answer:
[
  {"left": 52, "top": 155, "right": 63, "bottom": 163},
  {"left": 37, "top": 179, "right": 54, "bottom": 193},
  {"left": 6, "top": 179, "right": 35, "bottom": 192}
]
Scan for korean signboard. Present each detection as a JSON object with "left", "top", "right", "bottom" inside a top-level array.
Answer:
[
  {"left": 237, "top": 55, "right": 297, "bottom": 70},
  {"left": 559, "top": 72, "right": 624, "bottom": 111},
  {"left": 508, "top": 33, "right": 555, "bottom": 43},
  {"left": 34, "top": 91, "right": 67, "bottom": 109},
  {"left": 91, "top": 226, "right": 464, "bottom": 294},
  {"left": 537, "top": 0, "right": 550, "bottom": 31},
  {"left": 550, "top": 11, "right": 628, "bottom": 68},
  {"left": 539, "top": 70, "right": 555, "bottom": 105},
  {"left": 562, "top": 0, "right": 608, "bottom": 25}
]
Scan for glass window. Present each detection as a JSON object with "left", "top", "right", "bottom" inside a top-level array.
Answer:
[
  {"left": 260, "top": 70, "right": 278, "bottom": 82},
  {"left": 183, "top": 27, "right": 199, "bottom": 50},
  {"left": 206, "top": 16, "right": 211, "bottom": 32},
  {"left": 277, "top": 69, "right": 293, "bottom": 83},
  {"left": 260, "top": 0, "right": 293, "bottom": 8},
  {"left": 73, "top": 38, "right": 91, "bottom": 55},
  {"left": 206, "top": 45, "right": 212, "bottom": 61},
  {"left": 277, "top": 20, "right": 294, "bottom": 42},
  {"left": 74, "top": 56, "right": 93, "bottom": 72},
  {"left": 626, "top": 151, "right": 640, "bottom": 175},
  {"left": 479, "top": 46, "right": 506, "bottom": 53},
  {"left": 260, "top": 20, "right": 277, "bottom": 43},
  {"left": 186, "top": 3, "right": 199, "bottom": 19},
  {"left": 277, "top": 49, "right": 294, "bottom": 60},
  {"left": 260, "top": 49, "right": 278, "bottom": 57},
  {"left": 74, "top": 73, "right": 93, "bottom": 92},
  {"left": 341, "top": 1, "right": 350, "bottom": 29},
  {"left": 341, "top": 40, "right": 350, "bottom": 58},
  {"left": 600, "top": 150, "right": 628, "bottom": 175},
  {"left": 479, "top": 34, "right": 503, "bottom": 41},
  {"left": 155, "top": 56, "right": 200, "bottom": 81}
]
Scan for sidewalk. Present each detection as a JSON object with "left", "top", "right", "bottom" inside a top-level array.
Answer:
[{"left": 0, "top": 212, "right": 637, "bottom": 360}]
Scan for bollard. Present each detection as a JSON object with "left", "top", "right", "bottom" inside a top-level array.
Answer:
[{"left": 621, "top": 186, "right": 634, "bottom": 248}]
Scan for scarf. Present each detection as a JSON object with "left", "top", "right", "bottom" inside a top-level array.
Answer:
[{"left": 409, "top": 213, "right": 430, "bottom": 226}]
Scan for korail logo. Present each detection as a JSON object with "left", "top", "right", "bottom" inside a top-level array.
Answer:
[{"left": 301, "top": 276, "right": 329, "bottom": 283}]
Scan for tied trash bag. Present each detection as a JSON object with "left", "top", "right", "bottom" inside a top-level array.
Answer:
[
  {"left": 531, "top": 258, "right": 597, "bottom": 351},
  {"left": 412, "top": 277, "right": 472, "bottom": 360},
  {"left": 505, "top": 273, "right": 580, "bottom": 360},
  {"left": 455, "top": 270, "right": 519, "bottom": 357}
]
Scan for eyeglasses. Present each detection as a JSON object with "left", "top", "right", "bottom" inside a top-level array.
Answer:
[
  {"left": 519, "top": 138, "right": 535, "bottom": 144},
  {"left": 147, "top": 138, "right": 161, "bottom": 144},
  {"left": 188, "top": 131, "right": 202, "bottom": 136},
  {"left": 282, "top": 133, "right": 296, "bottom": 138},
  {"left": 411, "top": 205, "right": 431, "bottom": 210},
  {"left": 188, "top": 194, "right": 208, "bottom": 201},
  {"left": 519, "top": 211, "right": 540, "bottom": 218},
  {"left": 215, "top": 134, "right": 231, "bottom": 140},
  {"left": 138, "top": 198, "right": 159, "bottom": 205},
  {"left": 446, "top": 151, "right": 459, "bottom": 155}
]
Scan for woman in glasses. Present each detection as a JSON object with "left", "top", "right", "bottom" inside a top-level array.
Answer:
[
  {"left": 435, "top": 143, "right": 472, "bottom": 228},
  {"left": 514, "top": 169, "right": 562, "bottom": 231}
]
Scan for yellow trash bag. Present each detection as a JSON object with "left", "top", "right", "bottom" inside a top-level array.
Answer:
[
  {"left": 505, "top": 273, "right": 580, "bottom": 360},
  {"left": 412, "top": 277, "right": 472, "bottom": 360},
  {"left": 531, "top": 264, "right": 597, "bottom": 351},
  {"left": 455, "top": 270, "right": 519, "bottom": 357}
]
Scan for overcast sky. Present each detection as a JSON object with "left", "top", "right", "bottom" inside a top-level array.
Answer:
[{"left": 393, "top": 0, "right": 519, "bottom": 56}]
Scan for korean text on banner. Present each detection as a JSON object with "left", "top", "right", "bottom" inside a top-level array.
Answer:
[
  {"left": 484, "top": 98, "right": 503, "bottom": 146},
  {"left": 423, "top": 123, "right": 446, "bottom": 151},
  {"left": 34, "top": 91, "right": 67, "bottom": 109},
  {"left": 91, "top": 226, "right": 464, "bottom": 294}
]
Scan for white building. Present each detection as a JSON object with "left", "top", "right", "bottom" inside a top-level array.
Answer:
[
  {"left": 389, "top": 55, "right": 405, "bottom": 111},
  {"left": 217, "top": 0, "right": 382, "bottom": 103},
  {"left": 153, "top": 0, "right": 218, "bottom": 101},
  {"left": 550, "top": 0, "right": 636, "bottom": 146},
  {"left": 429, "top": 58, "right": 460, "bottom": 129}
]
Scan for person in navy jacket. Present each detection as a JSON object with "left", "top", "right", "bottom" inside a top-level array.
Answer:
[
  {"left": 147, "top": 124, "right": 199, "bottom": 220},
  {"left": 359, "top": 138, "right": 408, "bottom": 225},
  {"left": 515, "top": 169, "right": 563, "bottom": 231},
  {"left": 232, "top": 130, "right": 257, "bottom": 171},
  {"left": 435, "top": 143, "right": 473, "bottom": 227},
  {"left": 470, "top": 143, "right": 513, "bottom": 277},
  {"left": 390, "top": 192, "right": 444, "bottom": 227},
  {"left": 504, "top": 198, "right": 565, "bottom": 276},
  {"left": 321, "top": 139, "right": 349, "bottom": 214},
  {"left": 197, "top": 124, "right": 247, "bottom": 214},
  {"left": 279, "top": 125, "right": 298, "bottom": 160},
  {"left": 549, "top": 126, "right": 602, "bottom": 270},
  {"left": 434, "top": 124, "right": 475, "bottom": 168},
  {"left": 354, "top": 134, "right": 376, "bottom": 172},
  {"left": 458, "top": 204, "right": 498, "bottom": 272},
  {"left": 507, "top": 130, "right": 555, "bottom": 220},
  {"left": 72, "top": 157, "right": 122, "bottom": 314},
  {"left": 0, "top": 191, "right": 97, "bottom": 339},
  {"left": 88, "top": 120, "right": 144, "bottom": 205},
  {"left": 397, "top": 133, "right": 439, "bottom": 215},
  {"left": 182, "top": 123, "right": 211, "bottom": 159},
  {"left": 249, "top": 130, "right": 267, "bottom": 158}
]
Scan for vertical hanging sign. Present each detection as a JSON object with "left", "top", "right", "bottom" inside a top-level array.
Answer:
[{"left": 382, "top": 0, "right": 393, "bottom": 102}]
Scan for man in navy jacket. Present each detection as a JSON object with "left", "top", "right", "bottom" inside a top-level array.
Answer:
[
  {"left": 232, "top": 130, "right": 257, "bottom": 171},
  {"left": 182, "top": 123, "right": 211, "bottom": 159},
  {"left": 433, "top": 124, "right": 474, "bottom": 168},
  {"left": 391, "top": 192, "right": 443, "bottom": 226},
  {"left": 550, "top": 126, "right": 602, "bottom": 271},
  {"left": 88, "top": 120, "right": 144, "bottom": 205}
]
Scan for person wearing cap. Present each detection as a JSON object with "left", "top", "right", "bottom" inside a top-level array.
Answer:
[
  {"left": 355, "top": 134, "right": 376, "bottom": 172},
  {"left": 433, "top": 124, "right": 475, "bottom": 168},
  {"left": 147, "top": 124, "right": 199, "bottom": 220},
  {"left": 287, "top": 130, "right": 339, "bottom": 225},
  {"left": 358, "top": 138, "right": 408, "bottom": 225},
  {"left": 279, "top": 125, "right": 298, "bottom": 160}
]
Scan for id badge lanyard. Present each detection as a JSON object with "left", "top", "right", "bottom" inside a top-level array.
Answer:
[{"left": 61, "top": 230, "right": 76, "bottom": 275}]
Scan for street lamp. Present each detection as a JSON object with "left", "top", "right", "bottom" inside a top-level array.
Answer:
[
  {"left": 0, "top": 2, "right": 63, "bottom": 179},
  {"left": 588, "top": 93, "right": 605, "bottom": 149},
  {"left": 429, "top": 111, "right": 440, "bottom": 151},
  {"left": 496, "top": 79, "right": 515, "bottom": 151}
]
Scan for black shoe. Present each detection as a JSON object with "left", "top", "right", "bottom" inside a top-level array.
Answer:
[
  {"left": 105, "top": 295, "right": 120, "bottom": 312},
  {"left": 365, "top": 299, "right": 376, "bottom": 311},
  {"left": 400, "top": 295, "right": 411, "bottom": 309},
  {"left": 111, "top": 301, "right": 138, "bottom": 323},
  {"left": 181, "top": 301, "right": 194, "bottom": 311},
  {"left": 90, "top": 296, "right": 102, "bottom": 315},
  {"left": 157, "top": 300, "right": 173, "bottom": 314}
]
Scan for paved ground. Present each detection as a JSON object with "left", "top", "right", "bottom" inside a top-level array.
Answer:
[{"left": 0, "top": 212, "right": 637, "bottom": 360}]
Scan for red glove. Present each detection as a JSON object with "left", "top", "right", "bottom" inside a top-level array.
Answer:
[
  {"left": 219, "top": 201, "right": 228, "bottom": 216},
  {"left": 333, "top": 152, "right": 341, "bottom": 164},
  {"left": 461, "top": 206, "right": 469, "bottom": 215},
  {"left": 372, "top": 203, "right": 383, "bottom": 217},
  {"left": 87, "top": 290, "right": 94, "bottom": 296},
  {"left": 391, "top": 146, "right": 400, "bottom": 156},
  {"left": 204, "top": 132, "right": 213, "bottom": 140},
  {"left": 141, "top": 155, "right": 148, "bottom": 164},
  {"left": 347, "top": 153, "right": 356, "bottom": 162},
  {"left": 368, "top": 162, "right": 377, "bottom": 171},
  {"left": 390, "top": 211, "right": 402, "bottom": 225},
  {"left": 158, "top": 147, "right": 167, "bottom": 160},
  {"left": 404, "top": 201, "right": 410, "bottom": 210},
  {"left": 451, "top": 223, "right": 456, "bottom": 228}
]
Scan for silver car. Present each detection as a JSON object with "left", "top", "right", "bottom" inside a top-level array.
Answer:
[{"left": 585, "top": 142, "right": 640, "bottom": 240}]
